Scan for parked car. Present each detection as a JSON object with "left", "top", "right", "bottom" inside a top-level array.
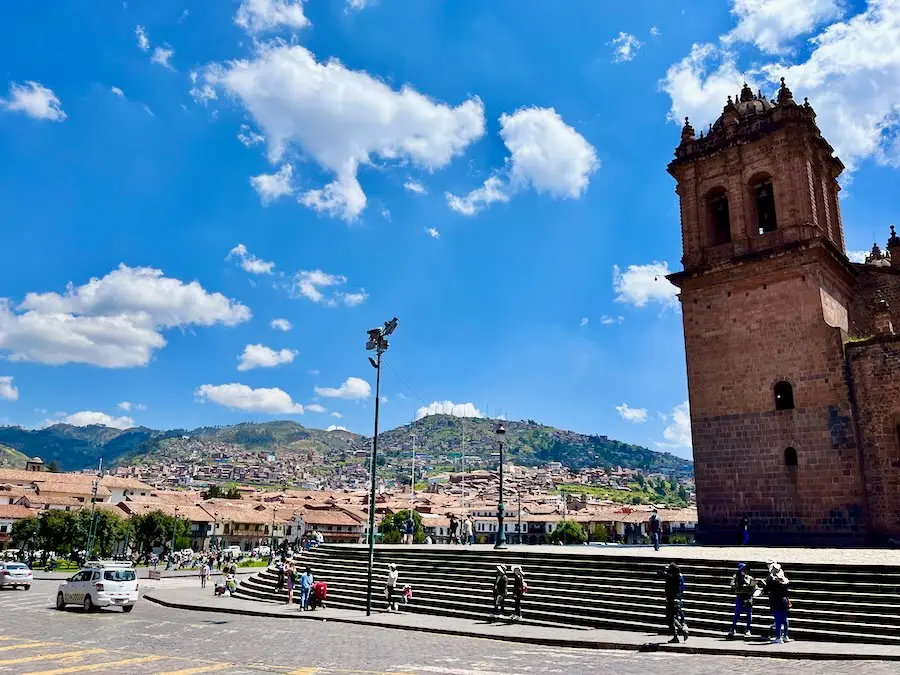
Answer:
[
  {"left": 0, "top": 562, "right": 33, "bottom": 590},
  {"left": 56, "top": 562, "right": 139, "bottom": 612}
]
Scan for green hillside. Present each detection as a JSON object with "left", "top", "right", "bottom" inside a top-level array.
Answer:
[{"left": 0, "top": 443, "right": 30, "bottom": 469}]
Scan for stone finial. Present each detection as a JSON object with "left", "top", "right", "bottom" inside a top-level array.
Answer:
[
  {"left": 874, "top": 293, "right": 894, "bottom": 336},
  {"left": 887, "top": 224, "right": 900, "bottom": 269},
  {"left": 888, "top": 224, "right": 899, "bottom": 247},
  {"left": 681, "top": 116, "right": 695, "bottom": 143},
  {"left": 777, "top": 77, "right": 795, "bottom": 105},
  {"left": 740, "top": 82, "right": 754, "bottom": 103}
]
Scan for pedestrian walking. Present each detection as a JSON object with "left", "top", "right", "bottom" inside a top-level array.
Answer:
[
  {"left": 299, "top": 567, "right": 314, "bottom": 611},
  {"left": 200, "top": 561, "right": 210, "bottom": 589},
  {"left": 649, "top": 510, "right": 662, "bottom": 551},
  {"left": 276, "top": 559, "right": 285, "bottom": 591},
  {"left": 738, "top": 516, "right": 750, "bottom": 546},
  {"left": 404, "top": 515, "right": 415, "bottom": 545},
  {"left": 463, "top": 516, "right": 474, "bottom": 545},
  {"left": 763, "top": 562, "right": 791, "bottom": 643},
  {"left": 492, "top": 564, "right": 508, "bottom": 614},
  {"left": 657, "top": 562, "right": 688, "bottom": 643},
  {"left": 385, "top": 563, "right": 399, "bottom": 611},
  {"left": 449, "top": 515, "right": 459, "bottom": 544},
  {"left": 511, "top": 565, "right": 527, "bottom": 620},
  {"left": 624, "top": 523, "right": 633, "bottom": 545},
  {"left": 285, "top": 562, "right": 295, "bottom": 605},
  {"left": 727, "top": 563, "right": 757, "bottom": 639}
]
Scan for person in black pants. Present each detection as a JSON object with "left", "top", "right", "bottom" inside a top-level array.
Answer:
[
  {"left": 658, "top": 562, "right": 688, "bottom": 643},
  {"left": 493, "top": 564, "right": 508, "bottom": 614}
]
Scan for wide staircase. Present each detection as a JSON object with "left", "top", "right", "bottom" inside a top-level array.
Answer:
[{"left": 234, "top": 544, "right": 900, "bottom": 645}]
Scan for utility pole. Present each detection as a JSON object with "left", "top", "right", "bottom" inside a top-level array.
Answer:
[
  {"left": 494, "top": 423, "right": 507, "bottom": 550},
  {"left": 85, "top": 458, "right": 102, "bottom": 560},
  {"left": 364, "top": 317, "right": 398, "bottom": 617}
]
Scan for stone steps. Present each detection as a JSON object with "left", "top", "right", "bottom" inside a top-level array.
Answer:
[{"left": 233, "top": 545, "right": 900, "bottom": 645}]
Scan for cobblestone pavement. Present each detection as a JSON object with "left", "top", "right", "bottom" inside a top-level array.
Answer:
[{"left": 0, "top": 582, "right": 894, "bottom": 675}]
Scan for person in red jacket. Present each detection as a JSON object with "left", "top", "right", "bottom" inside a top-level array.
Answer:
[{"left": 310, "top": 580, "right": 328, "bottom": 610}]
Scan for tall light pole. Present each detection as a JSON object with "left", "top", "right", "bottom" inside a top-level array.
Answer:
[
  {"left": 365, "top": 317, "right": 398, "bottom": 616},
  {"left": 168, "top": 506, "right": 180, "bottom": 569},
  {"left": 494, "top": 423, "right": 507, "bottom": 550},
  {"left": 270, "top": 506, "right": 278, "bottom": 562}
]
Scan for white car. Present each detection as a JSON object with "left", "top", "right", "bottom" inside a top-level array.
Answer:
[
  {"left": 0, "top": 562, "right": 33, "bottom": 589},
  {"left": 56, "top": 563, "right": 139, "bottom": 612}
]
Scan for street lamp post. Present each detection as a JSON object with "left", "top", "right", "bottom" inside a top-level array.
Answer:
[
  {"left": 269, "top": 507, "right": 278, "bottom": 563},
  {"left": 364, "top": 317, "right": 398, "bottom": 617},
  {"left": 494, "top": 423, "right": 507, "bottom": 550}
]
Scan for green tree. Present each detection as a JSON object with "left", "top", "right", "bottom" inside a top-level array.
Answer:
[
  {"left": 589, "top": 523, "right": 609, "bottom": 543},
  {"left": 201, "top": 483, "right": 241, "bottom": 500},
  {"left": 378, "top": 509, "right": 424, "bottom": 544},
  {"left": 46, "top": 460, "right": 61, "bottom": 473},
  {"left": 634, "top": 473, "right": 645, "bottom": 488},
  {"left": 38, "top": 510, "right": 82, "bottom": 556},
  {"left": 549, "top": 520, "right": 587, "bottom": 545},
  {"left": 79, "top": 510, "right": 128, "bottom": 558},
  {"left": 10, "top": 517, "right": 39, "bottom": 550},
  {"left": 677, "top": 485, "right": 688, "bottom": 503}
]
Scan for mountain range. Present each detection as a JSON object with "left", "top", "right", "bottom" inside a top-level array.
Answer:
[{"left": 0, "top": 417, "right": 693, "bottom": 476}]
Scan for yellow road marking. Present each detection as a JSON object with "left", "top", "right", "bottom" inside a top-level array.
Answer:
[
  {"left": 287, "top": 670, "right": 319, "bottom": 675},
  {"left": 0, "top": 642, "right": 57, "bottom": 652},
  {"left": 0, "top": 650, "right": 105, "bottom": 666},
  {"left": 154, "top": 665, "right": 227, "bottom": 675},
  {"left": 23, "top": 655, "right": 165, "bottom": 675}
]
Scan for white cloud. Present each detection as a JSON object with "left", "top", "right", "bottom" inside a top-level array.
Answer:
[
  {"left": 650, "top": 26, "right": 661, "bottom": 37},
  {"left": 0, "top": 264, "right": 250, "bottom": 368},
  {"left": 579, "top": 317, "right": 589, "bottom": 327},
  {"left": 447, "top": 107, "right": 597, "bottom": 216},
  {"left": 235, "top": 0, "right": 310, "bottom": 34},
  {"left": 271, "top": 318, "right": 293, "bottom": 331},
  {"left": 314, "top": 376, "right": 371, "bottom": 400},
  {"left": 306, "top": 403, "right": 326, "bottom": 413},
  {"left": 404, "top": 179, "right": 427, "bottom": 195},
  {"left": 195, "top": 43, "right": 485, "bottom": 221},
  {"left": 65, "top": 411, "right": 134, "bottom": 430},
  {"left": 662, "top": 2, "right": 900, "bottom": 172},
  {"left": 135, "top": 25, "right": 150, "bottom": 51},
  {"left": 250, "top": 164, "right": 295, "bottom": 204},
  {"left": 724, "top": 0, "right": 844, "bottom": 53},
  {"left": 308, "top": 369, "right": 320, "bottom": 375},
  {"left": 0, "top": 81, "right": 66, "bottom": 122},
  {"left": 415, "top": 401, "right": 484, "bottom": 420},
  {"left": 426, "top": 227, "right": 440, "bottom": 239},
  {"left": 610, "top": 32, "right": 643, "bottom": 62},
  {"left": 326, "top": 425, "right": 348, "bottom": 432},
  {"left": 111, "top": 86, "right": 125, "bottom": 98},
  {"left": 847, "top": 250, "right": 869, "bottom": 263},
  {"left": 195, "top": 383, "right": 304, "bottom": 414},
  {"left": 613, "top": 261, "right": 679, "bottom": 308},
  {"left": 291, "top": 270, "right": 366, "bottom": 307},
  {"left": 616, "top": 403, "right": 649, "bottom": 423},
  {"left": 658, "top": 400, "right": 692, "bottom": 449},
  {"left": 0, "top": 376, "right": 18, "bottom": 401},
  {"left": 117, "top": 401, "right": 146, "bottom": 412},
  {"left": 238, "top": 124, "right": 265, "bottom": 147},
  {"left": 227, "top": 243, "right": 276, "bottom": 275},
  {"left": 143, "top": 104, "right": 154, "bottom": 117},
  {"left": 150, "top": 47, "right": 175, "bottom": 70},
  {"left": 347, "top": 0, "right": 373, "bottom": 10},
  {"left": 118, "top": 401, "right": 131, "bottom": 411},
  {"left": 237, "top": 344, "right": 297, "bottom": 371},
  {"left": 381, "top": 207, "right": 392, "bottom": 221},
  {"left": 330, "top": 411, "right": 343, "bottom": 418},
  {"left": 600, "top": 315, "right": 624, "bottom": 325}
]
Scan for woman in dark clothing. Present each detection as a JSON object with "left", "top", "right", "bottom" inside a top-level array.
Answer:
[
  {"left": 511, "top": 565, "right": 526, "bottom": 620},
  {"left": 764, "top": 562, "right": 791, "bottom": 643},
  {"left": 493, "top": 564, "right": 508, "bottom": 614},
  {"left": 657, "top": 562, "right": 689, "bottom": 643}
]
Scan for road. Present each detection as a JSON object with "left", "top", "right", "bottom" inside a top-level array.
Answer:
[{"left": 0, "top": 580, "right": 891, "bottom": 674}]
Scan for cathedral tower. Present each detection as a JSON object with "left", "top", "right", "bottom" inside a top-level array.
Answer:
[{"left": 667, "top": 80, "right": 868, "bottom": 543}]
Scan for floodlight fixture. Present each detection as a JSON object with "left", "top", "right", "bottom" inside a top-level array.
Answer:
[
  {"left": 368, "top": 357, "right": 378, "bottom": 369},
  {"left": 383, "top": 317, "right": 398, "bottom": 337}
]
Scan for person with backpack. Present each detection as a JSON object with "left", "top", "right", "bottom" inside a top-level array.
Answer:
[
  {"left": 727, "top": 563, "right": 757, "bottom": 638},
  {"left": 511, "top": 565, "right": 527, "bottom": 620},
  {"left": 492, "top": 564, "right": 508, "bottom": 614},
  {"left": 657, "top": 562, "right": 688, "bottom": 643},
  {"left": 764, "top": 562, "right": 791, "bottom": 643},
  {"left": 285, "top": 561, "right": 295, "bottom": 605}
]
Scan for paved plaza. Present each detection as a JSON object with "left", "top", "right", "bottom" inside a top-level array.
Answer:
[{"left": 0, "top": 580, "right": 894, "bottom": 674}]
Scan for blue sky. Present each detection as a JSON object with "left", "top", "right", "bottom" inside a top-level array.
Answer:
[{"left": 2, "top": 0, "right": 899, "bottom": 459}]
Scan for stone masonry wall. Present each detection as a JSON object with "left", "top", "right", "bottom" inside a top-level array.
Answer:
[
  {"left": 847, "top": 336, "right": 900, "bottom": 539},
  {"left": 680, "top": 251, "right": 866, "bottom": 542},
  {"left": 849, "top": 266, "right": 900, "bottom": 338}
]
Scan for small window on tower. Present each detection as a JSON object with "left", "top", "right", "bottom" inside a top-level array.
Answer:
[
  {"left": 784, "top": 447, "right": 798, "bottom": 467},
  {"left": 755, "top": 179, "right": 777, "bottom": 234},
  {"left": 706, "top": 188, "right": 731, "bottom": 246},
  {"left": 774, "top": 381, "right": 794, "bottom": 410}
]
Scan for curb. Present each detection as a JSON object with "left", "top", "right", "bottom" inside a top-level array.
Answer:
[
  {"left": 142, "top": 594, "right": 900, "bottom": 662},
  {"left": 33, "top": 569, "right": 259, "bottom": 581}
]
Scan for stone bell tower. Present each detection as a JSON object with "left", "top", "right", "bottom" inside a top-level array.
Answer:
[{"left": 667, "top": 80, "right": 868, "bottom": 544}]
